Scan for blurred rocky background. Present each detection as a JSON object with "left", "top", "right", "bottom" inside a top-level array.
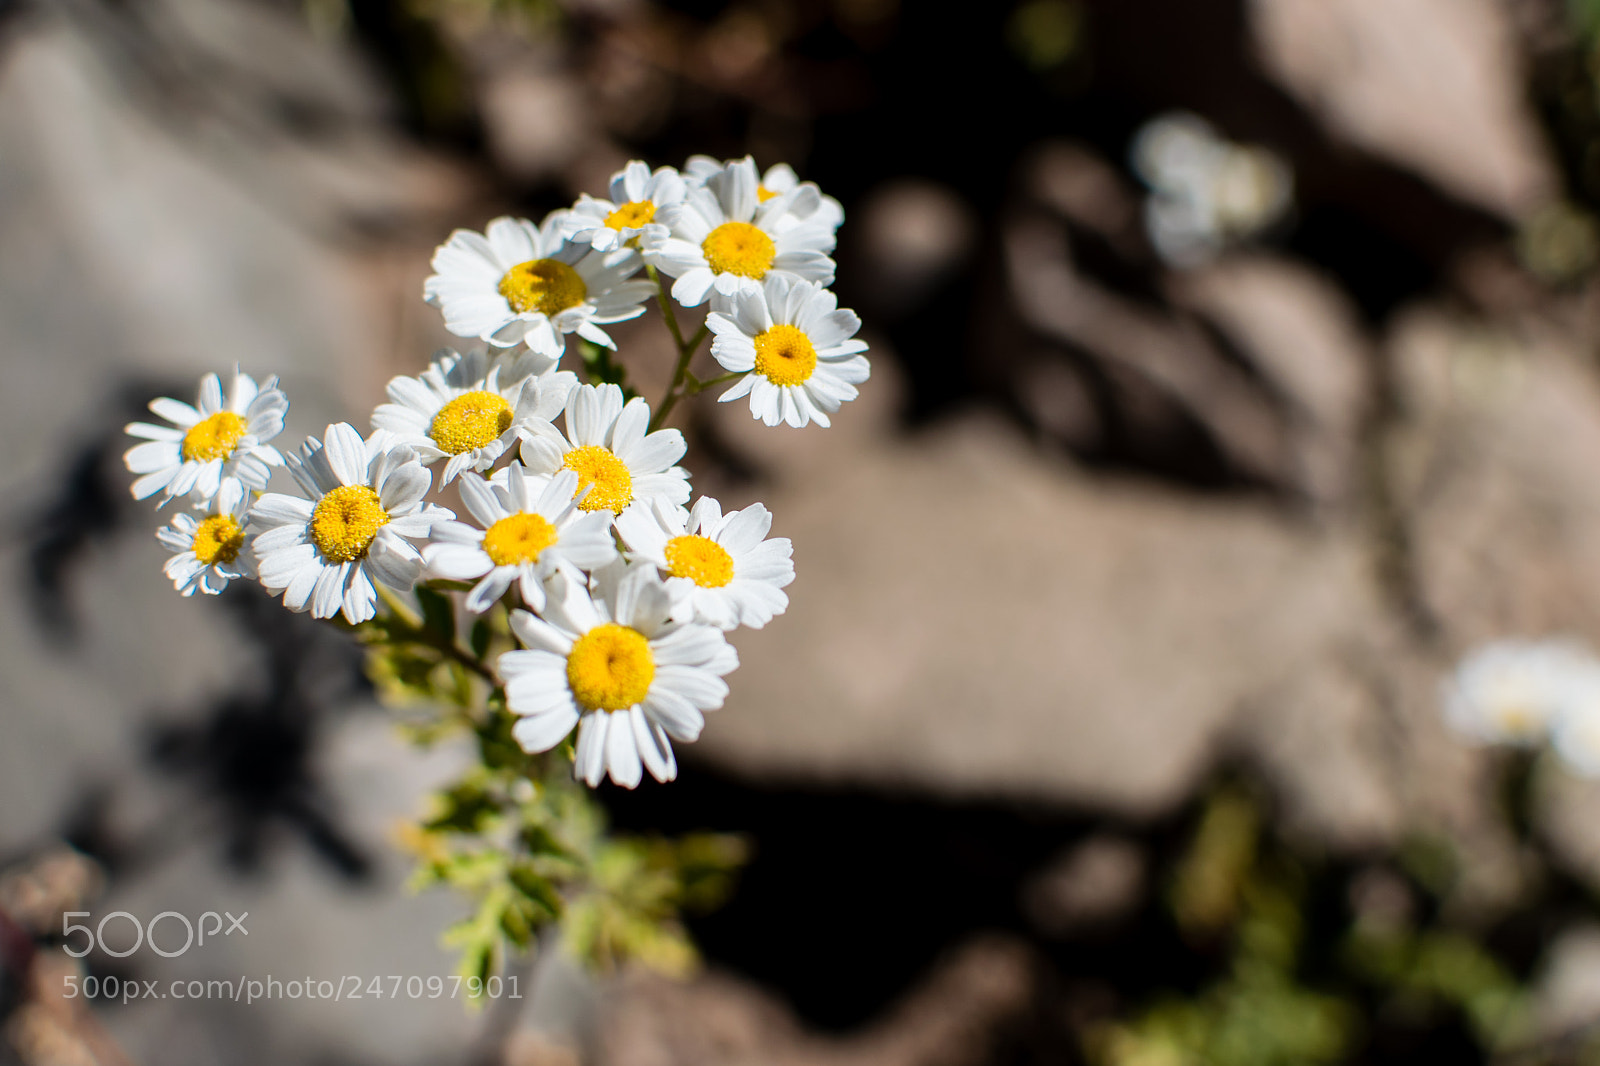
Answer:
[{"left": 11, "top": 0, "right": 1600, "bottom": 1062}]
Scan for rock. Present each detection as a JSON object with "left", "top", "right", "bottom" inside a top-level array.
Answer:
[
  {"left": 1026, "top": 141, "right": 1143, "bottom": 250},
  {"left": 0, "top": 11, "right": 487, "bottom": 1066},
  {"left": 698, "top": 406, "right": 1383, "bottom": 817},
  {"left": 1529, "top": 924, "right": 1600, "bottom": 1043},
  {"left": 1021, "top": 836, "right": 1147, "bottom": 934},
  {"left": 1534, "top": 761, "right": 1600, "bottom": 888},
  {"left": 477, "top": 63, "right": 592, "bottom": 182},
  {"left": 1003, "top": 218, "right": 1292, "bottom": 488},
  {"left": 1170, "top": 254, "right": 1372, "bottom": 509},
  {"left": 1235, "top": 660, "right": 1407, "bottom": 849},
  {"left": 1390, "top": 308, "right": 1600, "bottom": 645},
  {"left": 594, "top": 938, "right": 1035, "bottom": 1066},
  {"left": 1249, "top": 0, "right": 1556, "bottom": 218},
  {"left": 853, "top": 180, "right": 978, "bottom": 318}
]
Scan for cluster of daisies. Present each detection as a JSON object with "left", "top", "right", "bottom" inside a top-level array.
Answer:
[
  {"left": 123, "top": 155, "right": 867, "bottom": 789},
  {"left": 426, "top": 155, "right": 866, "bottom": 429},
  {"left": 1443, "top": 638, "right": 1600, "bottom": 778}
]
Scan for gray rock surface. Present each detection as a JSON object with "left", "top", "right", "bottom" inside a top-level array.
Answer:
[
  {"left": 0, "top": 7, "right": 492, "bottom": 1065},
  {"left": 593, "top": 938, "right": 1034, "bottom": 1066},
  {"left": 1249, "top": 0, "right": 1557, "bottom": 218}
]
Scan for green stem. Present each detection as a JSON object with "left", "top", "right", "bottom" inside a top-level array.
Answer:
[
  {"left": 376, "top": 586, "right": 500, "bottom": 685},
  {"left": 687, "top": 370, "right": 742, "bottom": 395},
  {"left": 646, "top": 266, "right": 712, "bottom": 431},
  {"left": 646, "top": 264, "right": 688, "bottom": 351}
]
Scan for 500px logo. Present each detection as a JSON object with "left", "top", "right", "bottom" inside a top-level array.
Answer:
[{"left": 61, "top": 911, "right": 249, "bottom": 958}]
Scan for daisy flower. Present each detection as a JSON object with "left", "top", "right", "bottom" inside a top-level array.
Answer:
[
  {"left": 560, "top": 160, "right": 686, "bottom": 253},
  {"left": 650, "top": 156, "right": 836, "bottom": 307},
  {"left": 518, "top": 383, "right": 690, "bottom": 518},
  {"left": 124, "top": 368, "right": 287, "bottom": 505},
  {"left": 1441, "top": 639, "right": 1587, "bottom": 747},
  {"left": 250, "top": 424, "right": 452, "bottom": 624},
  {"left": 155, "top": 479, "right": 257, "bottom": 597},
  {"left": 423, "top": 464, "right": 618, "bottom": 613},
  {"left": 370, "top": 347, "right": 576, "bottom": 486},
  {"left": 1552, "top": 656, "right": 1600, "bottom": 777},
  {"left": 423, "top": 213, "right": 655, "bottom": 356},
  {"left": 616, "top": 496, "right": 794, "bottom": 630},
  {"left": 707, "top": 274, "right": 871, "bottom": 428},
  {"left": 683, "top": 155, "right": 843, "bottom": 233},
  {"left": 499, "top": 564, "right": 738, "bottom": 788}
]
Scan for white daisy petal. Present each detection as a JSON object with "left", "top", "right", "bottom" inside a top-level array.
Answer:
[
  {"left": 575, "top": 713, "right": 610, "bottom": 786},
  {"left": 605, "top": 712, "right": 644, "bottom": 788},
  {"left": 343, "top": 565, "right": 378, "bottom": 624},
  {"left": 513, "top": 708, "right": 581, "bottom": 754},
  {"left": 466, "top": 569, "right": 516, "bottom": 613},
  {"left": 149, "top": 398, "right": 201, "bottom": 426},
  {"left": 423, "top": 541, "right": 491, "bottom": 580},
  {"left": 635, "top": 712, "right": 678, "bottom": 783}
]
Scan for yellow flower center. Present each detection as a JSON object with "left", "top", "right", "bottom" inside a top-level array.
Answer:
[
  {"left": 483, "top": 512, "right": 559, "bottom": 567},
  {"left": 566, "top": 623, "right": 655, "bottom": 712},
  {"left": 1497, "top": 703, "right": 1540, "bottom": 735},
  {"left": 181, "top": 411, "right": 248, "bottom": 463},
  {"left": 753, "top": 323, "right": 818, "bottom": 386},
  {"left": 605, "top": 200, "right": 656, "bottom": 230},
  {"left": 498, "top": 258, "right": 587, "bottom": 316},
  {"left": 702, "top": 221, "right": 775, "bottom": 279},
  {"left": 309, "top": 485, "right": 388, "bottom": 564},
  {"left": 562, "top": 445, "right": 633, "bottom": 512},
  {"left": 430, "top": 391, "right": 513, "bottom": 454},
  {"left": 192, "top": 514, "right": 245, "bottom": 566},
  {"left": 664, "top": 534, "right": 734, "bottom": 588},
  {"left": 757, "top": 184, "right": 779, "bottom": 202}
]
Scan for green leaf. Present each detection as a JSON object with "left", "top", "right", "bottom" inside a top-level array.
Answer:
[
  {"left": 520, "top": 823, "right": 575, "bottom": 861},
  {"left": 508, "top": 860, "right": 565, "bottom": 919},
  {"left": 416, "top": 585, "right": 456, "bottom": 641}
]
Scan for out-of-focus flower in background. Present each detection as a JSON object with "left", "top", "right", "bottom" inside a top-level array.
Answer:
[
  {"left": 1131, "top": 112, "right": 1294, "bottom": 268},
  {"left": 1552, "top": 654, "right": 1600, "bottom": 777},
  {"left": 1441, "top": 638, "right": 1585, "bottom": 748},
  {"left": 1442, "top": 637, "right": 1600, "bottom": 780}
]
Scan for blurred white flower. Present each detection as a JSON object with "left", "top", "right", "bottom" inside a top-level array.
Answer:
[
  {"left": 1441, "top": 639, "right": 1588, "bottom": 747},
  {"left": 1131, "top": 112, "right": 1293, "bottom": 268},
  {"left": 1552, "top": 657, "right": 1600, "bottom": 777}
]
